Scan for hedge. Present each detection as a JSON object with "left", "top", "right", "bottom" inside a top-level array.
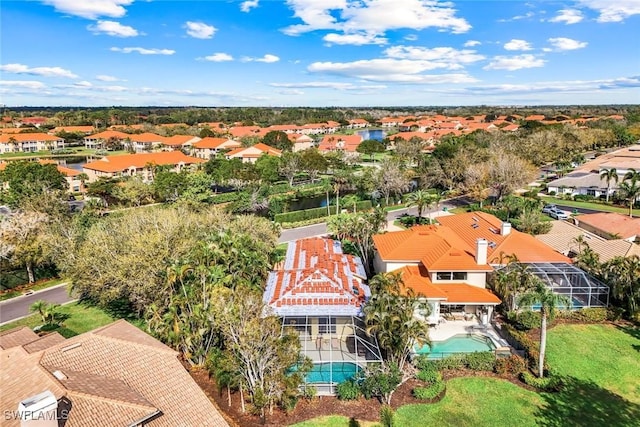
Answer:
[
  {"left": 274, "top": 200, "right": 373, "bottom": 223},
  {"left": 520, "top": 371, "right": 564, "bottom": 392},
  {"left": 413, "top": 379, "right": 446, "bottom": 400}
]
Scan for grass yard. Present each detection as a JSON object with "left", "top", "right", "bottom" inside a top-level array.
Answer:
[
  {"left": 0, "top": 301, "right": 145, "bottom": 338},
  {"left": 292, "top": 416, "right": 378, "bottom": 427},
  {"left": 292, "top": 323, "right": 640, "bottom": 427}
]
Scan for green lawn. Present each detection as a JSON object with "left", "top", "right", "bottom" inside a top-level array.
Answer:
[
  {"left": 292, "top": 323, "right": 640, "bottom": 426},
  {"left": 541, "top": 196, "right": 640, "bottom": 216},
  {"left": 0, "top": 301, "right": 144, "bottom": 338}
]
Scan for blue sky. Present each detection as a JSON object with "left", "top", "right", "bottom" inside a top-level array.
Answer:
[{"left": 1, "top": 0, "right": 639, "bottom": 107}]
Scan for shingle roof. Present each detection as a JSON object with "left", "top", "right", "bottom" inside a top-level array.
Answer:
[
  {"left": 0, "top": 320, "right": 228, "bottom": 427},
  {"left": 0, "top": 326, "right": 39, "bottom": 350},
  {"left": 577, "top": 212, "right": 640, "bottom": 240}
]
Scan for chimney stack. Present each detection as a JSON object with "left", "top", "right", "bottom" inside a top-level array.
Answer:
[
  {"left": 18, "top": 390, "right": 58, "bottom": 427},
  {"left": 476, "top": 238, "right": 488, "bottom": 265},
  {"left": 501, "top": 222, "right": 512, "bottom": 236}
]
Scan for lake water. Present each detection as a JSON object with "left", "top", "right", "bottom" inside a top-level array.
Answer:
[{"left": 356, "top": 129, "right": 386, "bottom": 141}]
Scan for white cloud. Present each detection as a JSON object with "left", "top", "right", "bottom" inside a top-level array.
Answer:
[
  {"left": 74, "top": 81, "right": 93, "bottom": 87},
  {"left": 282, "top": 0, "right": 471, "bottom": 45},
  {"left": 88, "top": 20, "right": 139, "bottom": 37},
  {"left": 484, "top": 54, "right": 546, "bottom": 71},
  {"left": 0, "top": 80, "right": 46, "bottom": 89},
  {"left": 96, "top": 74, "right": 123, "bottom": 81},
  {"left": 549, "top": 9, "right": 584, "bottom": 24},
  {"left": 240, "top": 0, "right": 259, "bottom": 12},
  {"left": 404, "top": 34, "right": 418, "bottom": 41},
  {"left": 498, "top": 11, "right": 534, "bottom": 22},
  {"left": 40, "top": 0, "right": 133, "bottom": 19},
  {"left": 464, "top": 40, "right": 481, "bottom": 47},
  {"left": 383, "top": 45, "right": 485, "bottom": 68},
  {"left": 504, "top": 39, "right": 533, "bottom": 51},
  {"left": 110, "top": 47, "right": 175, "bottom": 55},
  {"left": 578, "top": 0, "right": 640, "bottom": 22},
  {"left": 547, "top": 37, "right": 588, "bottom": 51},
  {"left": 323, "top": 32, "right": 388, "bottom": 45},
  {"left": 201, "top": 53, "right": 234, "bottom": 62},
  {"left": 0, "top": 63, "right": 78, "bottom": 78},
  {"left": 271, "top": 81, "right": 388, "bottom": 91},
  {"left": 462, "top": 76, "right": 640, "bottom": 95},
  {"left": 242, "top": 54, "right": 280, "bottom": 63},
  {"left": 184, "top": 21, "right": 216, "bottom": 39}
]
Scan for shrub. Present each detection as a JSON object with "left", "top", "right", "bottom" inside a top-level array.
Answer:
[
  {"left": 573, "top": 194, "right": 595, "bottom": 202},
  {"left": 302, "top": 385, "right": 317, "bottom": 400},
  {"left": 274, "top": 200, "right": 373, "bottom": 223},
  {"left": 548, "top": 191, "right": 557, "bottom": 196},
  {"left": 520, "top": 371, "right": 564, "bottom": 392},
  {"left": 431, "top": 354, "right": 466, "bottom": 370},
  {"left": 414, "top": 355, "right": 438, "bottom": 373},
  {"left": 358, "top": 364, "right": 402, "bottom": 404},
  {"left": 416, "top": 368, "right": 440, "bottom": 384},
  {"left": 508, "top": 310, "right": 542, "bottom": 331},
  {"left": 495, "top": 355, "right": 527, "bottom": 376},
  {"left": 556, "top": 307, "right": 607, "bottom": 323},
  {"left": 502, "top": 324, "right": 543, "bottom": 371},
  {"left": 464, "top": 352, "right": 496, "bottom": 371},
  {"left": 413, "top": 379, "right": 446, "bottom": 400},
  {"left": 379, "top": 405, "right": 396, "bottom": 427},
  {"left": 336, "top": 380, "right": 361, "bottom": 400}
]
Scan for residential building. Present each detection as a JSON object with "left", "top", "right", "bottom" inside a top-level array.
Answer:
[
  {"left": 126, "top": 132, "right": 168, "bottom": 152},
  {"left": 318, "top": 134, "right": 363, "bottom": 152},
  {"left": 51, "top": 126, "right": 95, "bottom": 135},
  {"left": 288, "top": 134, "right": 314, "bottom": 152},
  {"left": 0, "top": 320, "right": 228, "bottom": 427},
  {"left": 0, "top": 133, "right": 64, "bottom": 153},
  {"left": 225, "top": 143, "right": 281, "bottom": 163},
  {"left": 83, "top": 130, "right": 130, "bottom": 149},
  {"left": 263, "top": 238, "right": 382, "bottom": 395},
  {"left": 82, "top": 151, "right": 204, "bottom": 182},
  {"left": 347, "top": 119, "right": 369, "bottom": 129},
  {"left": 191, "top": 137, "right": 241, "bottom": 160},
  {"left": 574, "top": 212, "right": 640, "bottom": 242},
  {"left": 0, "top": 160, "right": 83, "bottom": 193},
  {"left": 536, "top": 220, "right": 640, "bottom": 262},
  {"left": 161, "top": 135, "right": 201, "bottom": 151}
]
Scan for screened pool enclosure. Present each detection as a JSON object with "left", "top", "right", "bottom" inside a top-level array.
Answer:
[{"left": 503, "top": 262, "right": 609, "bottom": 308}]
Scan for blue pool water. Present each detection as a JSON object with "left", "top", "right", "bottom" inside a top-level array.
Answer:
[
  {"left": 415, "top": 334, "right": 496, "bottom": 359},
  {"left": 292, "top": 362, "right": 361, "bottom": 384},
  {"left": 356, "top": 129, "right": 386, "bottom": 141},
  {"left": 531, "top": 297, "right": 584, "bottom": 310}
]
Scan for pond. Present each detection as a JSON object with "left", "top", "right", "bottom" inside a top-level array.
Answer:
[
  {"left": 287, "top": 195, "right": 330, "bottom": 211},
  {"left": 356, "top": 129, "right": 386, "bottom": 141}
]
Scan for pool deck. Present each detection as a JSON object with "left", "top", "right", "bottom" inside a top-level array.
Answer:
[{"left": 429, "top": 319, "right": 510, "bottom": 348}]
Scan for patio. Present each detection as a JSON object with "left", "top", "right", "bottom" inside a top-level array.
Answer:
[{"left": 429, "top": 317, "right": 509, "bottom": 349}]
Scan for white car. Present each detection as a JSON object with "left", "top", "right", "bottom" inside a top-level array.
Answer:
[
  {"left": 549, "top": 208, "right": 570, "bottom": 220},
  {"left": 542, "top": 204, "right": 556, "bottom": 214}
]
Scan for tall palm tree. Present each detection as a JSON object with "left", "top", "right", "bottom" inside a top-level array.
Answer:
[
  {"left": 599, "top": 168, "right": 618, "bottom": 203},
  {"left": 405, "top": 190, "right": 430, "bottom": 219},
  {"left": 619, "top": 169, "right": 640, "bottom": 217},
  {"left": 425, "top": 193, "right": 441, "bottom": 223},
  {"left": 518, "top": 280, "right": 571, "bottom": 378}
]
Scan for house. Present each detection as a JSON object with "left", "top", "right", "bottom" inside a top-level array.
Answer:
[
  {"left": 288, "top": 134, "right": 314, "bottom": 152},
  {"left": 225, "top": 143, "right": 281, "bottom": 163},
  {"left": 347, "top": 119, "right": 369, "bottom": 129},
  {"left": 574, "top": 212, "right": 640, "bottom": 242},
  {"left": 126, "top": 132, "right": 168, "bottom": 152},
  {"left": 191, "top": 137, "right": 241, "bottom": 159},
  {"left": 546, "top": 171, "right": 607, "bottom": 197},
  {"left": 0, "top": 133, "right": 64, "bottom": 153},
  {"left": 0, "top": 160, "right": 83, "bottom": 193},
  {"left": 83, "top": 130, "right": 130, "bottom": 149},
  {"left": 82, "top": 151, "right": 204, "bottom": 182},
  {"left": 161, "top": 135, "right": 201, "bottom": 151},
  {"left": 0, "top": 320, "right": 228, "bottom": 427},
  {"left": 536, "top": 220, "right": 640, "bottom": 262},
  {"left": 51, "top": 126, "right": 95, "bottom": 135},
  {"left": 318, "top": 134, "right": 363, "bottom": 152},
  {"left": 263, "top": 238, "right": 382, "bottom": 395}
]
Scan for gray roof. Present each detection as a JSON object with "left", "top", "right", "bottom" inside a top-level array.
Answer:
[{"left": 547, "top": 171, "right": 606, "bottom": 189}]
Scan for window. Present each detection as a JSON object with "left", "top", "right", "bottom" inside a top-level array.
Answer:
[
  {"left": 318, "top": 317, "right": 336, "bottom": 334},
  {"left": 284, "top": 317, "right": 309, "bottom": 335},
  {"left": 436, "top": 272, "right": 467, "bottom": 281}
]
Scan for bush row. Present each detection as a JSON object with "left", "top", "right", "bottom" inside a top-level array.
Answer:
[
  {"left": 555, "top": 307, "right": 615, "bottom": 323},
  {"left": 429, "top": 352, "right": 496, "bottom": 372},
  {"left": 274, "top": 200, "right": 373, "bottom": 223},
  {"left": 413, "top": 379, "right": 446, "bottom": 400},
  {"left": 520, "top": 371, "right": 564, "bottom": 392},
  {"left": 494, "top": 355, "right": 528, "bottom": 376},
  {"left": 336, "top": 379, "right": 361, "bottom": 400},
  {"left": 210, "top": 192, "right": 240, "bottom": 204},
  {"left": 502, "top": 324, "right": 543, "bottom": 371}
]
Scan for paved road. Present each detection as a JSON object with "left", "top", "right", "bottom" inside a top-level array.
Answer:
[
  {"left": 0, "top": 284, "right": 75, "bottom": 325},
  {"left": 278, "top": 199, "right": 460, "bottom": 243},
  {"left": 551, "top": 204, "right": 600, "bottom": 215}
]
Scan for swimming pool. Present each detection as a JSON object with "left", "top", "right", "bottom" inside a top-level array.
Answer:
[
  {"left": 414, "top": 334, "right": 496, "bottom": 359},
  {"left": 292, "top": 362, "right": 362, "bottom": 384}
]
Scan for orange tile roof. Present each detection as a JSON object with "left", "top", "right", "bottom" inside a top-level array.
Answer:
[
  {"left": 436, "top": 212, "right": 571, "bottom": 264},
  {"left": 264, "top": 238, "right": 369, "bottom": 316},
  {"left": 193, "top": 137, "right": 240, "bottom": 150},
  {"left": 318, "top": 134, "right": 363, "bottom": 152},
  {"left": 162, "top": 134, "right": 199, "bottom": 147},
  {"left": 577, "top": 212, "right": 640, "bottom": 240},
  {"left": 398, "top": 266, "right": 500, "bottom": 304},
  {"left": 83, "top": 151, "right": 204, "bottom": 173},
  {"left": 85, "top": 130, "right": 130, "bottom": 140},
  {"left": 127, "top": 132, "right": 166, "bottom": 143},
  {"left": 0, "top": 132, "right": 63, "bottom": 143},
  {"left": 52, "top": 126, "right": 95, "bottom": 133},
  {"left": 226, "top": 142, "right": 281, "bottom": 157}
]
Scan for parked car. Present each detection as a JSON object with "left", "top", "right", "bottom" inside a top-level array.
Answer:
[
  {"left": 542, "top": 204, "right": 556, "bottom": 214},
  {"left": 549, "top": 208, "right": 570, "bottom": 220}
]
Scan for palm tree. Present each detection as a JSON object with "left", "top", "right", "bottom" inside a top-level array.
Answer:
[
  {"left": 601, "top": 255, "right": 640, "bottom": 318},
  {"left": 405, "top": 190, "right": 430, "bottom": 219},
  {"left": 619, "top": 169, "right": 640, "bottom": 217},
  {"left": 518, "top": 280, "right": 571, "bottom": 378},
  {"left": 599, "top": 168, "right": 618, "bottom": 203}
]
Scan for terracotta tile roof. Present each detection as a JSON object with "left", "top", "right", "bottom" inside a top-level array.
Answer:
[
  {"left": 577, "top": 212, "right": 640, "bottom": 240},
  {"left": 84, "top": 130, "right": 129, "bottom": 140},
  {"left": 127, "top": 132, "right": 166, "bottom": 143},
  {"left": 83, "top": 151, "right": 204, "bottom": 173},
  {"left": 0, "top": 326, "right": 39, "bottom": 350},
  {"left": 193, "top": 137, "right": 241, "bottom": 150},
  {"left": 318, "top": 134, "right": 363, "bottom": 152},
  {"left": 373, "top": 225, "right": 492, "bottom": 271},
  {"left": 162, "top": 135, "right": 200, "bottom": 147},
  {"left": 0, "top": 320, "right": 228, "bottom": 427},
  {"left": 0, "top": 133, "right": 63, "bottom": 143},
  {"left": 52, "top": 126, "right": 95, "bottom": 134},
  {"left": 436, "top": 212, "right": 570, "bottom": 264},
  {"left": 264, "top": 238, "right": 370, "bottom": 316},
  {"left": 398, "top": 266, "right": 500, "bottom": 304},
  {"left": 226, "top": 143, "right": 281, "bottom": 158}
]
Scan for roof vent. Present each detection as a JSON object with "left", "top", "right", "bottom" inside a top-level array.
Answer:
[
  {"left": 52, "top": 370, "right": 67, "bottom": 381},
  {"left": 471, "top": 223, "right": 479, "bottom": 229},
  {"left": 61, "top": 342, "right": 81, "bottom": 352}
]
